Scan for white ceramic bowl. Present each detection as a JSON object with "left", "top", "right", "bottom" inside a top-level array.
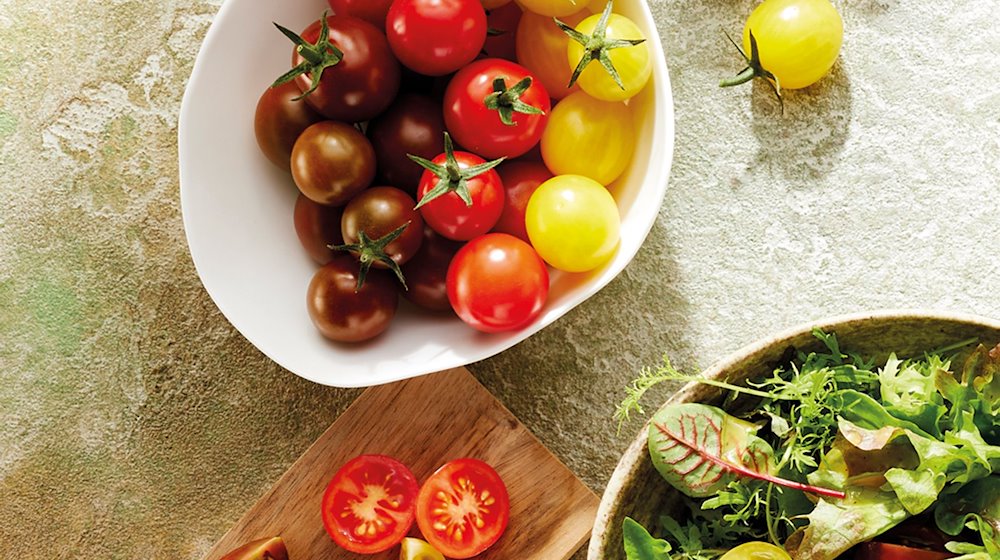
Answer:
[{"left": 179, "top": 0, "right": 674, "bottom": 387}]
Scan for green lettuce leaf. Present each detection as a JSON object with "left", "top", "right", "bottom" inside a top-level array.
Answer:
[{"left": 623, "top": 517, "right": 671, "bottom": 560}]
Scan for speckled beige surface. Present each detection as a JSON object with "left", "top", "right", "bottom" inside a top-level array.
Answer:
[{"left": 0, "top": 0, "right": 997, "bottom": 558}]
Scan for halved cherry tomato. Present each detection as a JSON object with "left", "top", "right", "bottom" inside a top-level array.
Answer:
[
  {"left": 321, "top": 455, "right": 419, "bottom": 553},
  {"left": 525, "top": 174, "right": 620, "bottom": 272},
  {"left": 274, "top": 14, "right": 400, "bottom": 122},
  {"left": 447, "top": 233, "right": 548, "bottom": 332},
  {"left": 415, "top": 458, "right": 510, "bottom": 558},
  {"left": 562, "top": 1, "right": 651, "bottom": 101},
  {"left": 718, "top": 542, "right": 791, "bottom": 560},
  {"left": 540, "top": 91, "right": 635, "bottom": 185},
  {"left": 444, "top": 58, "right": 550, "bottom": 159},
  {"left": 482, "top": 2, "right": 523, "bottom": 61},
  {"left": 492, "top": 160, "right": 552, "bottom": 242},
  {"left": 254, "top": 81, "right": 323, "bottom": 171},
  {"left": 413, "top": 134, "right": 505, "bottom": 241},
  {"left": 386, "top": 0, "right": 488, "bottom": 76},
  {"left": 293, "top": 193, "right": 344, "bottom": 265},
  {"left": 515, "top": 9, "right": 589, "bottom": 99}
]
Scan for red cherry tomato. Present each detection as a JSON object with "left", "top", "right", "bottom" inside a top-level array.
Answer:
[
  {"left": 444, "top": 58, "right": 550, "bottom": 159},
  {"left": 321, "top": 455, "right": 419, "bottom": 553},
  {"left": 327, "top": 0, "right": 394, "bottom": 27},
  {"left": 401, "top": 226, "right": 464, "bottom": 311},
  {"left": 491, "top": 160, "right": 551, "bottom": 242},
  {"left": 415, "top": 459, "right": 510, "bottom": 558},
  {"left": 254, "top": 81, "right": 324, "bottom": 171},
  {"left": 446, "top": 233, "right": 548, "bottom": 332},
  {"left": 413, "top": 134, "right": 505, "bottom": 241},
  {"left": 277, "top": 14, "right": 400, "bottom": 122},
  {"left": 307, "top": 255, "right": 398, "bottom": 342},
  {"left": 386, "top": 0, "right": 487, "bottom": 76},
  {"left": 482, "top": 2, "right": 523, "bottom": 61},
  {"left": 293, "top": 193, "right": 344, "bottom": 265}
]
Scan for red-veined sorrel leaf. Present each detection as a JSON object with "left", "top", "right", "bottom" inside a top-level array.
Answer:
[{"left": 647, "top": 403, "right": 845, "bottom": 499}]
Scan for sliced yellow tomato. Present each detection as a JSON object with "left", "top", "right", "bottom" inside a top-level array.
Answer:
[
  {"left": 718, "top": 542, "right": 792, "bottom": 560},
  {"left": 400, "top": 537, "right": 445, "bottom": 560}
]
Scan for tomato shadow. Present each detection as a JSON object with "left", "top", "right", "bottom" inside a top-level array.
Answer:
[{"left": 748, "top": 61, "right": 853, "bottom": 182}]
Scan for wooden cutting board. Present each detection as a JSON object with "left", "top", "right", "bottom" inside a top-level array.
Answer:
[{"left": 205, "top": 367, "right": 599, "bottom": 560}]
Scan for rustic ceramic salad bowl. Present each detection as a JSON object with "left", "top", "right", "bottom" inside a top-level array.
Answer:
[{"left": 590, "top": 310, "right": 1000, "bottom": 559}]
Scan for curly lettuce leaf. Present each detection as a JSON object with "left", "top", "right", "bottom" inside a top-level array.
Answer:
[{"left": 935, "top": 475, "right": 1000, "bottom": 558}]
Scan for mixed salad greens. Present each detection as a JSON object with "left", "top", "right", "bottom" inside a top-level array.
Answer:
[{"left": 616, "top": 330, "right": 1000, "bottom": 560}]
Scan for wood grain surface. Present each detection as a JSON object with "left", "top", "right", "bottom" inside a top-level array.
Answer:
[{"left": 204, "top": 367, "right": 599, "bottom": 560}]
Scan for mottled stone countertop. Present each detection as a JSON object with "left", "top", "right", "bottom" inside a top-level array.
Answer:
[{"left": 1, "top": 0, "right": 998, "bottom": 558}]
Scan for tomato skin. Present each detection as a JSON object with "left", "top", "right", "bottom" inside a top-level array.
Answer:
[
  {"left": 447, "top": 233, "right": 548, "bottom": 332},
  {"left": 254, "top": 82, "right": 324, "bottom": 171},
  {"left": 322, "top": 455, "right": 419, "bottom": 553},
  {"left": 516, "top": 0, "right": 586, "bottom": 17},
  {"left": 567, "top": 12, "right": 651, "bottom": 101},
  {"left": 444, "top": 58, "right": 550, "bottom": 159},
  {"left": 218, "top": 537, "right": 287, "bottom": 560},
  {"left": 482, "top": 2, "right": 522, "bottom": 61},
  {"left": 340, "top": 186, "right": 424, "bottom": 268},
  {"left": 853, "top": 542, "right": 953, "bottom": 560},
  {"left": 386, "top": 0, "right": 488, "bottom": 76},
  {"left": 367, "top": 94, "right": 445, "bottom": 196},
  {"left": 515, "top": 9, "right": 588, "bottom": 99},
  {"left": 718, "top": 542, "right": 791, "bottom": 560},
  {"left": 415, "top": 458, "right": 510, "bottom": 558},
  {"left": 416, "top": 152, "right": 505, "bottom": 241},
  {"left": 327, "top": 0, "right": 394, "bottom": 27},
  {"left": 307, "top": 255, "right": 398, "bottom": 342},
  {"left": 292, "top": 15, "right": 401, "bottom": 122},
  {"left": 743, "top": 0, "right": 843, "bottom": 89},
  {"left": 492, "top": 160, "right": 552, "bottom": 242},
  {"left": 525, "top": 174, "right": 620, "bottom": 272},
  {"left": 293, "top": 193, "right": 344, "bottom": 265},
  {"left": 291, "top": 121, "right": 375, "bottom": 206},
  {"left": 400, "top": 537, "right": 445, "bottom": 560},
  {"left": 540, "top": 91, "right": 634, "bottom": 185},
  {"left": 481, "top": 0, "right": 513, "bottom": 8},
  {"left": 401, "top": 227, "right": 463, "bottom": 312}
]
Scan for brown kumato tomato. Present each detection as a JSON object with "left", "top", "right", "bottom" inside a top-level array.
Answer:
[
  {"left": 254, "top": 81, "right": 323, "bottom": 171},
  {"left": 307, "top": 254, "right": 398, "bottom": 342},
  {"left": 291, "top": 121, "right": 375, "bottom": 206}
]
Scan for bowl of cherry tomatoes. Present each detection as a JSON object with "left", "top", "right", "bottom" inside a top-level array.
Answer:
[{"left": 179, "top": 0, "right": 673, "bottom": 387}]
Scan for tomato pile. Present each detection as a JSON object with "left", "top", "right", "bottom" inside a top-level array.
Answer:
[
  {"left": 322, "top": 454, "right": 509, "bottom": 558},
  {"left": 254, "top": 0, "right": 653, "bottom": 343}
]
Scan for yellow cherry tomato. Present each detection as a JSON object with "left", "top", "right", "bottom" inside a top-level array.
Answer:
[
  {"left": 516, "top": 0, "right": 588, "bottom": 17},
  {"left": 742, "top": 0, "right": 843, "bottom": 89},
  {"left": 526, "top": 174, "right": 620, "bottom": 272},
  {"left": 516, "top": 9, "right": 589, "bottom": 99},
  {"left": 540, "top": 91, "right": 635, "bottom": 185},
  {"left": 718, "top": 542, "right": 792, "bottom": 560},
  {"left": 566, "top": 8, "right": 651, "bottom": 101},
  {"left": 399, "top": 538, "right": 445, "bottom": 560}
]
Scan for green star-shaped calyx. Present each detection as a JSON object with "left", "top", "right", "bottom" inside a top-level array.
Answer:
[
  {"left": 408, "top": 133, "right": 505, "bottom": 209},
  {"left": 555, "top": 0, "right": 646, "bottom": 90},
  {"left": 270, "top": 11, "right": 344, "bottom": 99}
]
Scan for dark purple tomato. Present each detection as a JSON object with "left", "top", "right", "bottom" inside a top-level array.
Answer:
[
  {"left": 341, "top": 186, "right": 424, "bottom": 269},
  {"left": 327, "top": 0, "right": 394, "bottom": 27},
  {"left": 291, "top": 121, "right": 375, "bottom": 206},
  {"left": 307, "top": 254, "right": 399, "bottom": 343},
  {"left": 401, "top": 227, "right": 463, "bottom": 312},
  {"left": 293, "top": 193, "right": 344, "bottom": 265},
  {"left": 287, "top": 15, "right": 400, "bottom": 122},
  {"left": 367, "top": 94, "right": 446, "bottom": 196},
  {"left": 254, "top": 81, "right": 324, "bottom": 171}
]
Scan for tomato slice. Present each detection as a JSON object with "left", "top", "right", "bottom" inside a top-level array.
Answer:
[
  {"left": 415, "top": 458, "right": 510, "bottom": 559},
  {"left": 321, "top": 454, "right": 419, "bottom": 554}
]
